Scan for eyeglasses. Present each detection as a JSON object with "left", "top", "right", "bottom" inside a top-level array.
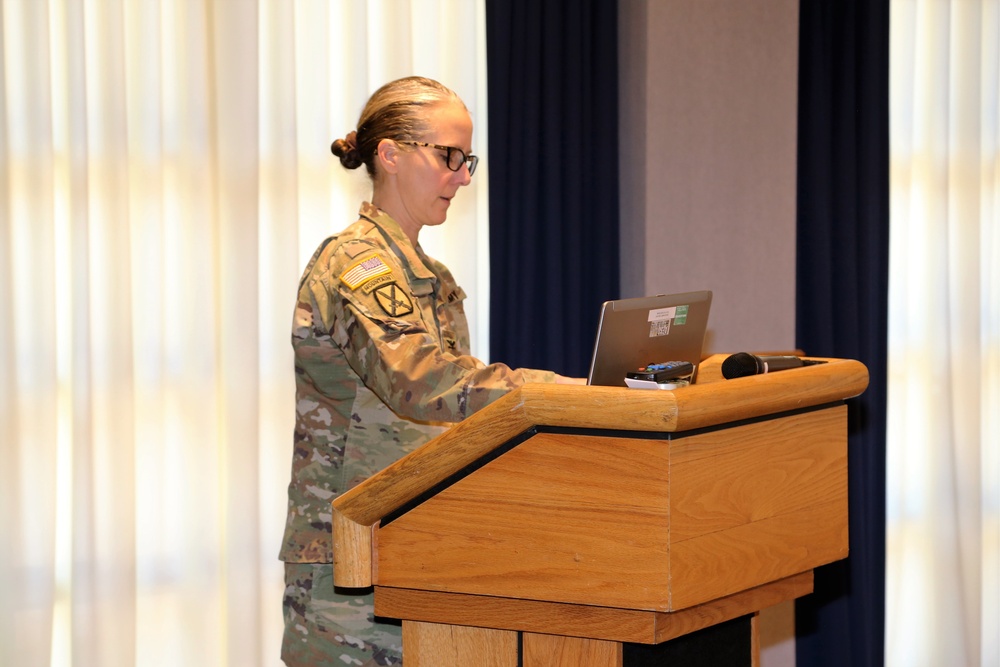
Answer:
[{"left": 399, "top": 141, "right": 479, "bottom": 176}]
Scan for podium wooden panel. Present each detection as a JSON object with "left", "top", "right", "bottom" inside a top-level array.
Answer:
[{"left": 332, "top": 354, "right": 868, "bottom": 666}]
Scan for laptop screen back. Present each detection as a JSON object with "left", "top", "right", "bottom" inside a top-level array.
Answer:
[{"left": 586, "top": 291, "right": 712, "bottom": 387}]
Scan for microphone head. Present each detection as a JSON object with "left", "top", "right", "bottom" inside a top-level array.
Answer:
[{"left": 721, "top": 352, "right": 763, "bottom": 379}]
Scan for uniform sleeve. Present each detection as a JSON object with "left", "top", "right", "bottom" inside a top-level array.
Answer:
[{"left": 309, "top": 248, "right": 556, "bottom": 423}]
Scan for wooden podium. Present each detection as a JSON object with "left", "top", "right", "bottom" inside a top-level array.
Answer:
[{"left": 331, "top": 354, "right": 869, "bottom": 666}]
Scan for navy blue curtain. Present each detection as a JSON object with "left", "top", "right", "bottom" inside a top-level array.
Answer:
[
  {"left": 795, "top": 2, "right": 889, "bottom": 666},
  {"left": 485, "top": 0, "right": 620, "bottom": 377}
]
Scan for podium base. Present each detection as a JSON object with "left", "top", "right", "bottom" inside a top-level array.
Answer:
[{"left": 401, "top": 615, "right": 755, "bottom": 667}]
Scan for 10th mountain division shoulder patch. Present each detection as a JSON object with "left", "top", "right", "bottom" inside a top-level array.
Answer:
[{"left": 374, "top": 283, "right": 413, "bottom": 317}]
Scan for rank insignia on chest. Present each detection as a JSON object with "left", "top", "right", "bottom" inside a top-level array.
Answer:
[
  {"left": 374, "top": 283, "right": 413, "bottom": 317},
  {"left": 340, "top": 255, "right": 392, "bottom": 290}
]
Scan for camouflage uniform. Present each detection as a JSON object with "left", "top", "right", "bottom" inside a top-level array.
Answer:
[{"left": 280, "top": 203, "right": 557, "bottom": 665}]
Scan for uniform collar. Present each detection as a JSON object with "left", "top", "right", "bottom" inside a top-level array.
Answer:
[{"left": 359, "top": 202, "right": 437, "bottom": 282}]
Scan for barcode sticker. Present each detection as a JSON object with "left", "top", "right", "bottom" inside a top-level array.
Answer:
[{"left": 649, "top": 320, "right": 671, "bottom": 337}]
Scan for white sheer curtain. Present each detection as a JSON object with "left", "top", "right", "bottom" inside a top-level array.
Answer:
[
  {"left": 888, "top": 1, "right": 1000, "bottom": 666},
  {"left": 0, "top": 1, "right": 488, "bottom": 666}
]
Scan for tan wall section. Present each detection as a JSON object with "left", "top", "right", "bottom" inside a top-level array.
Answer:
[{"left": 619, "top": 0, "right": 800, "bottom": 356}]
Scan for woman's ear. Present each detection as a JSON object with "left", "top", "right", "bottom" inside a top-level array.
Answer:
[{"left": 376, "top": 139, "right": 400, "bottom": 175}]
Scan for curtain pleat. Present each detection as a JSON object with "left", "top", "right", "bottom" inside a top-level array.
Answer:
[
  {"left": 794, "top": 2, "right": 890, "bottom": 666},
  {"left": 886, "top": 1, "right": 1000, "bottom": 665},
  {"left": 797, "top": 0, "right": 1000, "bottom": 665},
  {"left": 485, "top": 0, "right": 619, "bottom": 377},
  {"left": 0, "top": 2, "right": 487, "bottom": 665}
]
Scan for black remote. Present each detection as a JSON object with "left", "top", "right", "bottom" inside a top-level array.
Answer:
[{"left": 626, "top": 361, "right": 695, "bottom": 383}]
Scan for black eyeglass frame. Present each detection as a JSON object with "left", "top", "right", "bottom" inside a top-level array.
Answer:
[{"left": 398, "top": 141, "right": 479, "bottom": 176}]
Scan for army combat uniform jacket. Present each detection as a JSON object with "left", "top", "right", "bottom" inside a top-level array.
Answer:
[{"left": 280, "top": 203, "right": 557, "bottom": 563}]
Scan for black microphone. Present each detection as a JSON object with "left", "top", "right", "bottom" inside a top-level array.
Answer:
[{"left": 721, "top": 352, "right": 824, "bottom": 379}]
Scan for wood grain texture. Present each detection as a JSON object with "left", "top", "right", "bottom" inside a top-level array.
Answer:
[
  {"left": 334, "top": 389, "right": 534, "bottom": 527},
  {"left": 667, "top": 407, "right": 848, "bottom": 608},
  {"left": 374, "top": 571, "right": 812, "bottom": 645},
  {"left": 331, "top": 507, "right": 372, "bottom": 587},
  {"left": 332, "top": 356, "right": 868, "bottom": 531},
  {"left": 374, "top": 406, "right": 847, "bottom": 611},
  {"left": 376, "top": 432, "right": 672, "bottom": 608},
  {"left": 523, "top": 634, "right": 623, "bottom": 667},
  {"left": 668, "top": 407, "right": 847, "bottom": 541},
  {"left": 402, "top": 621, "right": 517, "bottom": 667}
]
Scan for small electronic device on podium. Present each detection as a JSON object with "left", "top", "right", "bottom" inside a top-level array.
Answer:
[
  {"left": 624, "top": 361, "right": 695, "bottom": 390},
  {"left": 586, "top": 291, "right": 712, "bottom": 387}
]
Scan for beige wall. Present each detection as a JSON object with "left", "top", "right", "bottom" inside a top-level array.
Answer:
[
  {"left": 619, "top": 0, "right": 800, "bottom": 356},
  {"left": 618, "top": 2, "right": 801, "bottom": 666}
]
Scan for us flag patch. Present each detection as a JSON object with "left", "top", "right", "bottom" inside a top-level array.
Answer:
[{"left": 339, "top": 256, "right": 392, "bottom": 289}]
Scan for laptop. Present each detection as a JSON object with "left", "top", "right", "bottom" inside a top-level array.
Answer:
[{"left": 586, "top": 291, "right": 713, "bottom": 387}]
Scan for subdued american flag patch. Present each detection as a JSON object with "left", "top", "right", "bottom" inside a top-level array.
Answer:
[{"left": 339, "top": 255, "right": 392, "bottom": 289}]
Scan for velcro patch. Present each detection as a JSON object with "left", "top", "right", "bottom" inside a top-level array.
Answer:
[{"left": 340, "top": 256, "right": 392, "bottom": 290}]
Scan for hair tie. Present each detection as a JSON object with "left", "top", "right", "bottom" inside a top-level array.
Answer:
[{"left": 344, "top": 131, "right": 358, "bottom": 152}]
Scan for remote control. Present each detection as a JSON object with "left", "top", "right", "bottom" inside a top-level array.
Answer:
[{"left": 626, "top": 361, "right": 695, "bottom": 383}]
